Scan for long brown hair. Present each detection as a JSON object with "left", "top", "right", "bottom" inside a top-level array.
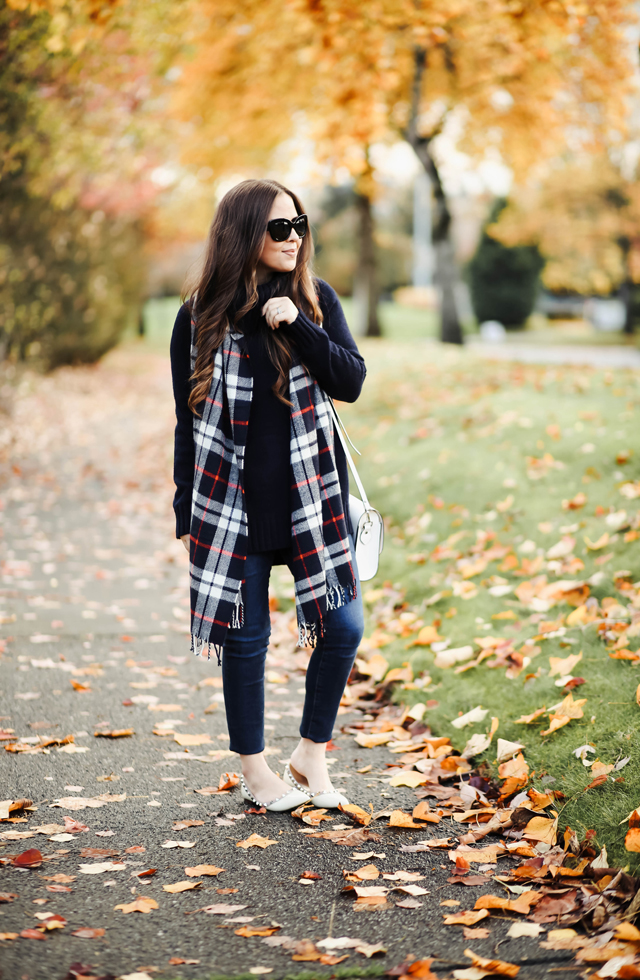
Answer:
[{"left": 183, "top": 178, "right": 322, "bottom": 413}]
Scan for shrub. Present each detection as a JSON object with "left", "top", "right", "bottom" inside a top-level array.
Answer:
[{"left": 468, "top": 199, "right": 544, "bottom": 328}]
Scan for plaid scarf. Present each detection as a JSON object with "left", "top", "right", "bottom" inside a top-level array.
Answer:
[{"left": 189, "top": 315, "right": 357, "bottom": 665}]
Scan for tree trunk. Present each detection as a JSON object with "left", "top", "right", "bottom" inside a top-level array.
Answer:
[
  {"left": 353, "top": 191, "right": 381, "bottom": 338},
  {"left": 404, "top": 47, "right": 463, "bottom": 345}
]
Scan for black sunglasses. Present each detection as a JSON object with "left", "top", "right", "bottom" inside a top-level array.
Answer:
[{"left": 266, "top": 214, "right": 308, "bottom": 242}]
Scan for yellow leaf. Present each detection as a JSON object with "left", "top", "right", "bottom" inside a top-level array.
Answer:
[
  {"left": 163, "top": 880, "right": 201, "bottom": 893},
  {"left": 383, "top": 663, "right": 413, "bottom": 684},
  {"left": 541, "top": 692, "right": 586, "bottom": 736},
  {"left": 411, "top": 624, "right": 443, "bottom": 646},
  {"left": 174, "top": 734, "right": 211, "bottom": 746},
  {"left": 355, "top": 652, "right": 388, "bottom": 680},
  {"left": 584, "top": 532, "right": 609, "bottom": 550},
  {"left": 548, "top": 651, "right": 582, "bottom": 677},
  {"left": 387, "top": 771, "right": 427, "bottom": 788},
  {"left": 354, "top": 731, "right": 394, "bottom": 749},
  {"left": 514, "top": 707, "right": 547, "bottom": 724}
]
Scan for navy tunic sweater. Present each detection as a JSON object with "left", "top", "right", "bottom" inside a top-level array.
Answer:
[{"left": 170, "top": 276, "right": 366, "bottom": 554}]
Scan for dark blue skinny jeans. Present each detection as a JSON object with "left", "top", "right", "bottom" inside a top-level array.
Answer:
[{"left": 221, "top": 536, "right": 364, "bottom": 756}]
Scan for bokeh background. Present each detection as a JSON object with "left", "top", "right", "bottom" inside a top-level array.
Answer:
[{"left": 3, "top": 0, "right": 640, "bottom": 363}]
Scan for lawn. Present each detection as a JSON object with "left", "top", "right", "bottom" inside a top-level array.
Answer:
[
  {"left": 141, "top": 295, "right": 640, "bottom": 868},
  {"left": 338, "top": 340, "right": 640, "bottom": 869}
]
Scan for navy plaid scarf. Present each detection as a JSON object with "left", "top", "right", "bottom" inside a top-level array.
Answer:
[{"left": 189, "top": 317, "right": 357, "bottom": 665}]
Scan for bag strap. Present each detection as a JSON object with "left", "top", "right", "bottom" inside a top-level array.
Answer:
[{"left": 328, "top": 398, "right": 371, "bottom": 510}]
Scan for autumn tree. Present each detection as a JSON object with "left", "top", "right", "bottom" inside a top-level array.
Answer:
[
  {"left": 1, "top": 0, "right": 183, "bottom": 366},
  {"left": 489, "top": 155, "right": 640, "bottom": 333},
  {"left": 172, "top": 0, "right": 635, "bottom": 344}
]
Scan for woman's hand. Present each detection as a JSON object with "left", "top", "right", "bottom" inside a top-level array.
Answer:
[
  {"left": 180, "top": 534, "right": 189, "bottom": 553},
  {"left": 262, "top": 296, "right": 298, "bottom": 330}
]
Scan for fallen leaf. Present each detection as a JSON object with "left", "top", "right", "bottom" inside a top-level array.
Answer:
[
  {"left": 184, "top": 865, "right": 225, "bottom": 877},
  {"left": 388, "top": 810, "right": 426, "bottom": 829},
  {"left": 93, "top": 729, "right": 134, "bottom": 738},
  {"left": 236, "top": 925, "right": 280, "bottom": 937},
  {"left": 168, "top": 958, "right": 201, "bottom": 966},
  {"left": 464, "top": 948, "right": 519, "bottom": 977},
  {"left": 474, "top": 892, "right": 540, "bottom": 915},
  {"left": 79, "top": 862, "right": 126, "bottom": 874},
  {"left": 174, "top": 734, "right": 211, "bottom": 746},
  {"left": 50, "top": 793, "right": 126, "bottom": 810},
  {"left": 187, "top": 903, "right": 248, "bottom": 915},
  {"left": 451, "top": 706, "right": 489, "bottom": 729},
  {"left": 71, "top": 927, "right": 105, "bottom": 938},
  {"left": 19, "top": 929, "right": 48, "bottom": 940},
  {"left": 443, "top": 909, "right": 490, "bottom": 926},
  {"left": 114, "top": 896, "right": 158, "bottom": 914},
  {"left": 541, "top": 692, "right": 587, "bottom": 736},
  {"left": 338, "top": 803, "right": 371, "bottom": 826},
  {"left": 160, "top": 840, "right": 196, "bottom": 849},
  {"left": 12, "top": 849, "right": 42, "bottom": 868},
  {"left": 172, "top": 819, "right": 205, "bottom": 830},
  {"left": 163, "top": 880, "right": 201, "bottom": 894},
  {"left": 507, "top": 922, "right": 543, "bottom": 938},
  {"left": 625, "top": 809, "right": 640, "bottom": 852},
  {"left": 236, "top": 834, "right": 278, "bottom": 849}
]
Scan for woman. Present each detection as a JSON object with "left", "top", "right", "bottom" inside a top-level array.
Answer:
[{"left": 170, "top": 178, "right": 366, "bottom": 812}]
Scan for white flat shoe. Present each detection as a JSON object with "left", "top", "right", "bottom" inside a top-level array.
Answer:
[
  {"left": 283, "top": 762, "right": 350, "bottom": 809},
  {"left": 239, "top": 774, "right": 310, "bottom": 812}
]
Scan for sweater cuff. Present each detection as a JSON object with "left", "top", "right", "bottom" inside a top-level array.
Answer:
[
  {"left": 286, "top": 310, "right": 324, "bottom": 348},
  {"left": 174, "top": 502, "right": 191, "bottom": 539}
]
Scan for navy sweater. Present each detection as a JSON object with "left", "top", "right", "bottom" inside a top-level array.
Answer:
[{"left": 170, "top": 277, "right": 366, "bottom": 553}]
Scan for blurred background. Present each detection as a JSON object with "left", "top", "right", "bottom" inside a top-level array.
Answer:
[{"left": 2, "top": 0, "right": 640, "bottom": 367}]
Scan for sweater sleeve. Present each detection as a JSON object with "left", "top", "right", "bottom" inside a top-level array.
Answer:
[
  {"left": 284, "top": 279, "right": 366, "bottom": 402},
  {"left": 170, "top": 302, "right": 195, "bottom": 539}
]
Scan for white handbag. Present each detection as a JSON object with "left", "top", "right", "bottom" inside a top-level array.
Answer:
[{"left": 329, "top": 399, "right": 384, "bottom": 582}]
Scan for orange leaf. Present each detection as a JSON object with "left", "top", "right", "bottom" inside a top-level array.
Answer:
[
  {"left": 93, "top": 729, "right": 134, "bottom": 738},
  {"left": 235, "top": 925, "right": 280, "bottom": 937},
  {"left": 443, "top": 909, "right": 490, "bottom": 926},
  {"left": 474, "top": 891, "right": 540, "bottom": 914},
  {"left": 464, "top": 948, "right": 519, "bottom": 977},
  {"left": 338, "top": 803, "right": 371, "bottom": 826},
  {"left": 114, "top": 896, "right": 158, "bottom": 914},
  {"left": 388, "top": 810, "right": 425, "bottom": 829},
  {"left": 184, "top": 865, "right": 225, "bottom": 877},
  {"left": 163, "top": 880, "right": 201, "bottom": 893},
  {"left": 236, "top": 834, "right": 278, "bottom": 849}
]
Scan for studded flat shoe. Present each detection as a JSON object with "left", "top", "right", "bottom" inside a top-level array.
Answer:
[
  {"left": 239, "top": 774, "right": 310, "bottom": 812},
  {"left": 283, "top": 761, "right": 349, "bottom": 809}
]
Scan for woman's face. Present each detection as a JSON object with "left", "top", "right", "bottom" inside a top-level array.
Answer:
[{"left": 256, "top": 192, "right": 302, "bottom": 280}]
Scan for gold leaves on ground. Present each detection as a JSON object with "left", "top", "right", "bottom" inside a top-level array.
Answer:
[{"left": 541, "top": 692, "right": 587, "bottom": 736}]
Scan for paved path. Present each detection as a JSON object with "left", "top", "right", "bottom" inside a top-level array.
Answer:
[
  {"left": 465, "top": 340, "right": 640, "bottom": 368},
  {"left": 0, "top": 349, "right": 578, "bottom": 980}
]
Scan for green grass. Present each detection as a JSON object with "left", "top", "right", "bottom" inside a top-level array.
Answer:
[{"left": 338, "top": 340, "right": 640, "bottom": 870}]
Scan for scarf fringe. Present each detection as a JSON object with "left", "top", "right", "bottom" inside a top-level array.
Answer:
[
  {"left": 297, "top": 579, "right": 358, "bottom": 649},
  {"left": 191, "top": 634, "right": 223, "bottom": 667}
]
